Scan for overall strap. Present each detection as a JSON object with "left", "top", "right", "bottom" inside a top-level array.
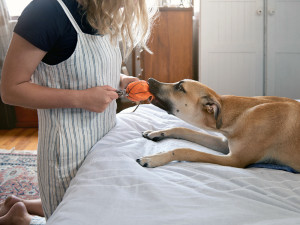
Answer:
[{"left": 56, "top": 0, "right": 82, "bottom": 33}]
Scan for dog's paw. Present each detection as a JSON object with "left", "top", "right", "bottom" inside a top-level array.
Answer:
[
  {"left": 142, "top": 130, "right": 166, "bottom": 142},
  {"left": 136, "top": 152, "right": 170, "bottom": 168},
  {"left": 136, "top": 157, "right": 154, "bottom": 168}
]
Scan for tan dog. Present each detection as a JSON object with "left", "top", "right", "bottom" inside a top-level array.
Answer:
[{"left": 136, "top": 78, "right": 300, "bottom": 172}]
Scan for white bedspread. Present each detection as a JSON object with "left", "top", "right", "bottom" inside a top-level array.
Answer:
[{"left": 47, "top": 104, "right": 300, "bottom": 225}]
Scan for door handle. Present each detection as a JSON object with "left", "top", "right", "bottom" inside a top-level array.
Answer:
[
  {"left": 268, "top": 9, "right": 275, "bottom": 15},
  {"left": 256, "top": 9, "right": 263, "bottom": 15}
]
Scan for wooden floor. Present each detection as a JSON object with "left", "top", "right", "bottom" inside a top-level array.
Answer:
[{"left": 0, "top": 128, "right": 38, "bottom": 150}]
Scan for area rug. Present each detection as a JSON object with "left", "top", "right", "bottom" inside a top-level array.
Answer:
[
  {"left": 0, "top": 149, "right": 46, "bottom": 225},
  {"left": 0, "top": 149, "right": 39, "bottom": 201}
]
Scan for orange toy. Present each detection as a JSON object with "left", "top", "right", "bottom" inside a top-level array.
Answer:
[{"left": 125, "top": 80, "right": 154, "bottom": 102}]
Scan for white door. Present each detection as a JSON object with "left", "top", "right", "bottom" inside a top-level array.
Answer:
[
  {"left": 200, "top": 0, "right": 264, "bottom": 96},
  {"left": 266, "top": 0, "right": 300, "bottom": 99}
]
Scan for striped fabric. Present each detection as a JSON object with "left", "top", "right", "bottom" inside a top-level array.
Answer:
[{"left": 31, "top": 0, "right": 122, "bottom": 219}]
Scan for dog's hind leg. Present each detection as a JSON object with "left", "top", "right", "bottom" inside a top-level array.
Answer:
[
  {"left": 143, "top": 127, "right": 229, "bottom": 154},
  {"left": 137, "top": 148, "right": 245, "bottom": 168}
]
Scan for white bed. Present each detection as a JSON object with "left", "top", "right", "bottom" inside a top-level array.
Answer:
[{"left": 47, "top": 104, "right": 300, "bottom": 225}]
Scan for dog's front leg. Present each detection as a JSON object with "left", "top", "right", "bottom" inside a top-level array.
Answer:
[
  {"left": 137, "top": 148, "right": 242, "bottom": 168},
  {"left": 143, "top": 127, "right": 229, "bottom": 154}
]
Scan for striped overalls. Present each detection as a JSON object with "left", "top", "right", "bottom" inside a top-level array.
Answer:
[{"left": 31, "top": 0, "right": 122, "bottom": 219}]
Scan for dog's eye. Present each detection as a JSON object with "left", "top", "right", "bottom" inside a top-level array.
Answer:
[
  {"left": 178, "top": 85, "right": 184, "bottom": 92},
  {"left": 175, "top": 82, "right": 186, "bottom": 93}
]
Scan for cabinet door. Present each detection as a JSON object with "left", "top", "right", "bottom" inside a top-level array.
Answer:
[
  {"left": 142, "top": 8, "right": 193, "bottom": 83},
  {"left": 200, "top": 0, "right": 264, "bottom": 96},
  {"left": 266, "top": 0, "right": 300, "bottom": 99}
]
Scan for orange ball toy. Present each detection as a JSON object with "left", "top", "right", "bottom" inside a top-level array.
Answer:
[{"left": 125, "top": 80, "right": 154, "bottom": 102}]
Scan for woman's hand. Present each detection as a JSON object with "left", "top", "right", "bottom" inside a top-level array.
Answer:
[
  {"left": 79, "top": 86, "right": 118, "bottom": 113},
  {"left": 119, "top": 74, "right": 139, "bottom": 90}
]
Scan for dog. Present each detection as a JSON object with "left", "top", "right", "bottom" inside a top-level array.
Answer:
[{"left": 136, "top": 78, "right": 300, "bottom": 172}]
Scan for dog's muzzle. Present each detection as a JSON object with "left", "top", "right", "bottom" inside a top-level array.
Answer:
[{"left": 147, "top": 78, "right": 173, "bottom": 114}]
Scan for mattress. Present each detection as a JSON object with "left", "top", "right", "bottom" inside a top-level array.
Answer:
[{"left": 47, "top": 104, "right": 300, "bottom": 225}]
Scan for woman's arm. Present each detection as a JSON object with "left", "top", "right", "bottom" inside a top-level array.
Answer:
[{"left": 1, "top": 33, "right": 118, "bottom": 113}]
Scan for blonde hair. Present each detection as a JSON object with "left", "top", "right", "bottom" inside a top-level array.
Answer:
[{"left": 79, "top": 0, "right": 158, "bottom": 58}]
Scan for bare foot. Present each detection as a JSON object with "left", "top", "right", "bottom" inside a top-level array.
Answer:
[
  {"left": 0, "top": 202, "right": 32, "bottom": 225},
  {"left": 0, "top": 196, "right": 23, "bottom": 217}
]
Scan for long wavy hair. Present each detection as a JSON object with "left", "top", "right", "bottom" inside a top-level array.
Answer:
[{"left": 79, "top": 0, "right": 158, "bottom": 58}]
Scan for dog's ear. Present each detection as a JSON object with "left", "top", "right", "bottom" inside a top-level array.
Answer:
[{"left": 203, "top": 96, "right": 223, "bottom": 129}]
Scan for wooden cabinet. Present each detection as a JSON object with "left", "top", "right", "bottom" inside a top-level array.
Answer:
[
  {"left": 139, "top": 7, "right": 193, "bottom": 83},
  {"left": 14, "top": 107, "right": 38, "bottom": 128}
]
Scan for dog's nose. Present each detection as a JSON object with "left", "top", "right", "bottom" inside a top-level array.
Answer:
[
  {"left": 147, "top": 78, "right": 161, "bottom": 93},
  {"left": 148, "top": 78, "right": 158, "bottom": 85}
]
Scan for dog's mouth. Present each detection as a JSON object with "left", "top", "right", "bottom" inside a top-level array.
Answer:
[
  {"left": 147, "top": 78, "right": 173, "bottom": 114},
  {"left": 149, "top": 94, "right": 173, "bottom": 114},
  {"left": 151, "top": 96, "right": 165, "bottom": 109}
]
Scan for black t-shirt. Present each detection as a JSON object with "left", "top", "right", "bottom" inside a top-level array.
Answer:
[{"left": 14, "top": 0, "right": 98, "bottom": 65}]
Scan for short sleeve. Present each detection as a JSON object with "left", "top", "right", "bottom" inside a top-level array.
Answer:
[{"left": 14, "top": 0, "right": 68, "bottom": 52}]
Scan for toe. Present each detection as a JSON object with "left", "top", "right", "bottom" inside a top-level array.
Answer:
[
  {"left": 136, "top": 158, "right": 150, "bottom": 167},
  {"left": 142, "top": 132, "right": 151, "bottom": 140}
]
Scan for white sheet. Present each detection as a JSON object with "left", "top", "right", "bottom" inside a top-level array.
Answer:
[{"left": 47, "top": 104, "right": 300, "bottom": 225}]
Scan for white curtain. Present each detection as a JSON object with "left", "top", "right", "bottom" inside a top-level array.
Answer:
[
  {"left": 0, "top": 0, "right": 16, "bottom": 129},
  {"left": 0, "top": 0, "right": 12, "bottom": 78}
]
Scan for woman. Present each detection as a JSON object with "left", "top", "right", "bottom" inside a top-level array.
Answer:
[{"left": 0, "top": 0, "right": 157, "bottom": 224}]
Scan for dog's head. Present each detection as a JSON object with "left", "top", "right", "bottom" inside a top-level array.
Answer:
[{"left": 148, "top": 78, "right": 223, "bottom": 129}]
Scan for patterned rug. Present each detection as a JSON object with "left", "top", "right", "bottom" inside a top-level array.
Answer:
[
  {"left": 0, "top": 149, "right": 46, "bottom": 225},
  {"left": 0, "top": 149, "right": 39, "bottom": 202}
]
